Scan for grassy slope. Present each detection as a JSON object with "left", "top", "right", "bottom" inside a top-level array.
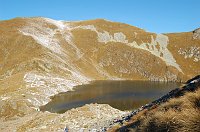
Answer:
[{"left": 114, "top": 77, "right": 200, "bottom": 132}]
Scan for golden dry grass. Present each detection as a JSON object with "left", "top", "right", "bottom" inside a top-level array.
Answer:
[
  {"left": 1, "top": 17, "right": 200, "bottom": 82},
  {"left": 167, "top": 32, "right": 200, "bottom": 79},
  {"left": 132, "top": 87, "right": 200, "bottom": 132}
]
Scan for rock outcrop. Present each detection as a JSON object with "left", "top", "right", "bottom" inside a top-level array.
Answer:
[{"left": 193, "top": 28, "right": 200, "bottom": 39}]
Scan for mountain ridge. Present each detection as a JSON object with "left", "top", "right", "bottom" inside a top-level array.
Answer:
[
  {"left": 1, "top": 17, "right": 199, "bottom": 82},
  {"left": 2, "top": 17, "right": 199, "bottom": 34}
]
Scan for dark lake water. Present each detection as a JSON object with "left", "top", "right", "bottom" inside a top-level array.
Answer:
[{"left": 40, "top": 80, "right": 181, "bottom": 113}]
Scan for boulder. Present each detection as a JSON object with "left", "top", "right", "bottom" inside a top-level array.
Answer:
[{"left": 193, "top": 28, "right": 200, "bottom": 39}]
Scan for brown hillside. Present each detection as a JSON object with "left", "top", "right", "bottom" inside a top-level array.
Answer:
[{"left": 0, "top": 17, "right": 200, "bottom": 131}]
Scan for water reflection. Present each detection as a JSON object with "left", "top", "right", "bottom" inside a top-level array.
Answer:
[{"left": 40, "top": 80, "right": 180, "bottom": 113}]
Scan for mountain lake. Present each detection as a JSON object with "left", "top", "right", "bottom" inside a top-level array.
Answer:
[{"left": 40, "top": 80, "right": 181, "bottom": 113}]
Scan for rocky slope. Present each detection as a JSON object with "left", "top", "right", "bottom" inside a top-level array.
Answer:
[{"left": 0, "top": 17, "right": 200, "bottom": 131}]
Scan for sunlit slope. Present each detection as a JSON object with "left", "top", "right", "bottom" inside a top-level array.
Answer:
[{"left": 1, "top": 17, "right": 199, "bottom": 83}]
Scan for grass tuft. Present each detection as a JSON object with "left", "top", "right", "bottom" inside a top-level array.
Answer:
[{"left": 130, "top": 87, "right": 200, "bottom": 132}]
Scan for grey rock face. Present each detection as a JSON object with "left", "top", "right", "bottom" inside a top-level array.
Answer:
[{"left": 193, "top": 28, "right": 200, "bottom": 39}]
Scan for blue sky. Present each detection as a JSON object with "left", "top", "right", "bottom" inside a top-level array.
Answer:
[{"left": 0, "top": 0, "right": 199, "bottom": 33}]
